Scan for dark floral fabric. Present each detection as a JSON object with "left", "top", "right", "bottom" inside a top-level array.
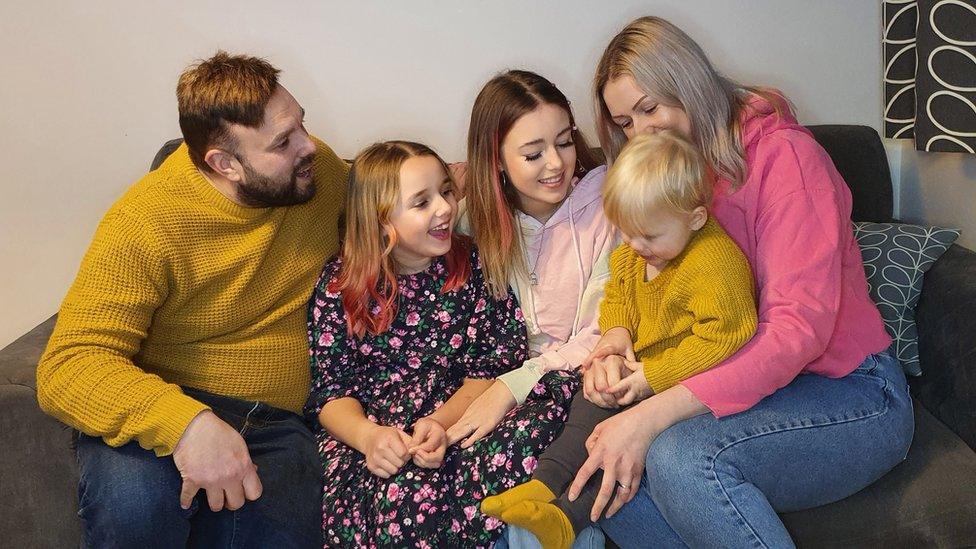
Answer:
[{"left": 305, "top": 248, "right": 579, "bottom": 548}]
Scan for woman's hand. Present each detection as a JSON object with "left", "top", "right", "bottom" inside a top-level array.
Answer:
[
  {"left": 360, "top": 424, "right": 412, "bottom": 479},
  {"left": 568, "top": 385, "right": 710, "bottom": 521},
  {"left": 445, "top": 380, "right": 516, "bottom": 448},
  {"left": 583, "top": 354, "right": 630, "bottom": 409},
  {"left": 409, "top": 417, "right": 447, "bottom": 469},
  {"left": 607, "top": 361, "right": 653, "bottom": 406},
  {"left": 583, "top": 327, "right": 636, "bottom": 369},
  {"left": 567, "top": 404, "right": 659, "bottom": 522}
]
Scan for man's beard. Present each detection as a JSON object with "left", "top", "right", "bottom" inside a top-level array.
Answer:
[{"left": 236, "top": 153, "right": 316, "bottom": 207}]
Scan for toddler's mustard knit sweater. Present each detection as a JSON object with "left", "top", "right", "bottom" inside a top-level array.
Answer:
[
  {"left": 37, "top": 138, "right": 347, "bottom": 456},
  {"left": 599, "top": 218, "right": 757, "bottom": 394}
]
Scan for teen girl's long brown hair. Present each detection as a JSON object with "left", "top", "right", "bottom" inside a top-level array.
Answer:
[{"left": 466, "top": 70, "right": 598, "bottom": 298}]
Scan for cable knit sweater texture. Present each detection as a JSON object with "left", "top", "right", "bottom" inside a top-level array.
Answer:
[
  {"left": 599, "top": 218, "right": 757, "bottom": 394},
  {"left": 37, "top": 137, "right": 348, "bottom": 456}
]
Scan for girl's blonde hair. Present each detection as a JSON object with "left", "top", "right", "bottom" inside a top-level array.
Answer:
[
  {"left": 466, "top": 70, "right": 598, "bottom": 298},
  {"left": 330, "top": 140, "right": 471, "bottom": 338},
  {"left": 593, "top": 16, "right": 791, "bottom": 189},
  {"left": 603, "top": 131, "right": 712, "bottom": 237}
]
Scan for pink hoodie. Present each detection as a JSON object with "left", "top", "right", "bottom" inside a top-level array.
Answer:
[
  {"left": 681, "top": 96, "right": 891, "bottom": 417},
  {"left": 513, "top": 166, "right": 616, "bottom": 373},
  {"left": 458, "top": 166, "right": 618, "bottom": 404}
]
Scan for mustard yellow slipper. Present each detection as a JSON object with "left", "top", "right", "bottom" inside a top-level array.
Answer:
[
  {"left": 500, "top": 499, "right": 575, "bottom": 549},
  {"left": 481, "top": 479, "right": 556, "bottom": 517}
]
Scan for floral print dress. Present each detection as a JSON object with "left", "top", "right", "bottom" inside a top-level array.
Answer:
[{"left": 305, "top": 248, "right": 579, "bottom": 548}]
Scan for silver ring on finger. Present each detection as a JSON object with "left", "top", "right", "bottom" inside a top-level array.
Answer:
[{"left": 617, "top": 481, "right": 631, "bottom": 490}]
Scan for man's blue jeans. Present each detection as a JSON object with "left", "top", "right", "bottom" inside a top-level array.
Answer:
[
  {"left": 501, "top": 349, "right": 914, "bottom": 548},
  {"left": 75, "top": 388, "right": 323, "bottom": 548}
]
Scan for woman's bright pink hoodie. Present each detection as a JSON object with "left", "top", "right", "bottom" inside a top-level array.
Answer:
[{"left": 681, "top": 96, "right": 891, "bottom": 417}]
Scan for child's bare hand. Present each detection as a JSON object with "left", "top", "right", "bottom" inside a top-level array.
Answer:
[
  {"left": 583, "top": 355, "right": 629, "bottom": 408},
  {"left": 409, "top": 417, "right": 447, "bottom": 469},
  {"left": 362, "top": 425, "right": 412, "bottom": 479},
  {"left": 607, "top": 364, "right": 653, "bottom": 406},
  {"left": 583, "top": 327, "right": 636, "bottom": 369}
]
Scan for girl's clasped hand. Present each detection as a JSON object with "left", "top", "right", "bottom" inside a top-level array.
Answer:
[{"left": 361, "top": 417, "right": 449, "bottom": 479}]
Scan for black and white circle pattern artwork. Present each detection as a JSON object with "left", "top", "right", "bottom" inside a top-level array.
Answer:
[
  {"left": 883, "top": 0, "right": 976, "bottom": 153},
  {"left": 883, "top": 0, "right": 918, "bottom": 140}
]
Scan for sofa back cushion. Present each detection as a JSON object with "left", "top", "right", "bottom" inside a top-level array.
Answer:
[{"left": 806, "top": 125, "right": 894, "bottom": 223}]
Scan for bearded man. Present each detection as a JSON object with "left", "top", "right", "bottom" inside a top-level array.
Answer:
[{"left": 37, "top": 51, "right": 347, "bottom": 548}]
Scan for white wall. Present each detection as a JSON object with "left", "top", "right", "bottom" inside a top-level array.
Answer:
[
  {"left": 896, "top": 144, "right": 976, "bottom": 251},
  {"left": 0, "top": 1, "right": 883, "bottom": 347}
]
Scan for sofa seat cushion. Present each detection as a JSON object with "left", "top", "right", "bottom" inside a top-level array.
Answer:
[{"left": 781, "top": 401, "right": 976, "bottom": 547}]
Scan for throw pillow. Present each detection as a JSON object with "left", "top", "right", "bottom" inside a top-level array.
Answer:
[{"left": 853, "top": 221, "right": 960, "bottom": 376}]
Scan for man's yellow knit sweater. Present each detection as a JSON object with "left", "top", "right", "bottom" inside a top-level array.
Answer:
[
  {"left": 37, "top": 137, "right": 348, "bottom": 456},
  {"left": 599, "top": 218, "right": 758, "bottom": 394}
]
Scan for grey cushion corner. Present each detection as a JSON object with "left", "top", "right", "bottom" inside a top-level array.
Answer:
[{"left": 150, "top": 138, "right": 184, "bottom": 171}]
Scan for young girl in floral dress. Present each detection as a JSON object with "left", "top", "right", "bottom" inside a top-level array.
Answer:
[{"left": 304, "top": 140, "right": 574, "bottom": 548}]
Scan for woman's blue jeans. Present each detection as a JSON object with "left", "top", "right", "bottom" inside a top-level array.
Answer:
[{"left": 500, "top": 349, "right": 914, "bottom": 548}]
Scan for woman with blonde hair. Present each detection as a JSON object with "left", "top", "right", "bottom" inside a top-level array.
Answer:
[{"left": 550, "top": 16, "right": 913, "bottom": 548}]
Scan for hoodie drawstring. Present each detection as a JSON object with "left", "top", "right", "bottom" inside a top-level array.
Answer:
[{"left": 567, "top": 193, "right": 586, "bottom": 338}]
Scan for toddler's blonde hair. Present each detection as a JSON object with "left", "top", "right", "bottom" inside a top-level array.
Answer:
[{"left": 603, "top": 131, "right": 712, "bottom": 237}]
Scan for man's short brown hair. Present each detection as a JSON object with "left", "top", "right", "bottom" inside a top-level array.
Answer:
[{"left": 176, "top": 51, "right": 281, "bottom": 171}]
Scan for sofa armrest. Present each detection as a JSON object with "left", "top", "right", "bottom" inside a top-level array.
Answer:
[
  {"left": 0, "top": 316, "right": 56, "bottom": 389},
  {"left": 912, "top": 243, "right": 976, "bottom": 451},
  {"left": 0, "top": 314, "right": 81, "bottom": 546}
]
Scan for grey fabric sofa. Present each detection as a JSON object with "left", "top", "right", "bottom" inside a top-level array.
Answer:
[{"left": 1, "top": 126, "right": 975, "bottom": 547}]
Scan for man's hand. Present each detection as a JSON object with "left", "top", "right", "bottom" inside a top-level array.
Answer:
[
  {"left": 409, "top": 417, "right": 447, "bottom": 469},
  {"left": 172, "top": 410, "right": 262, "bottom": 512},
  {"left": 360, "top": 424, "right": 412, "bottom": 479},
  {"left": 445, "top": 380, "right": 516, "bottom": 448}
]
